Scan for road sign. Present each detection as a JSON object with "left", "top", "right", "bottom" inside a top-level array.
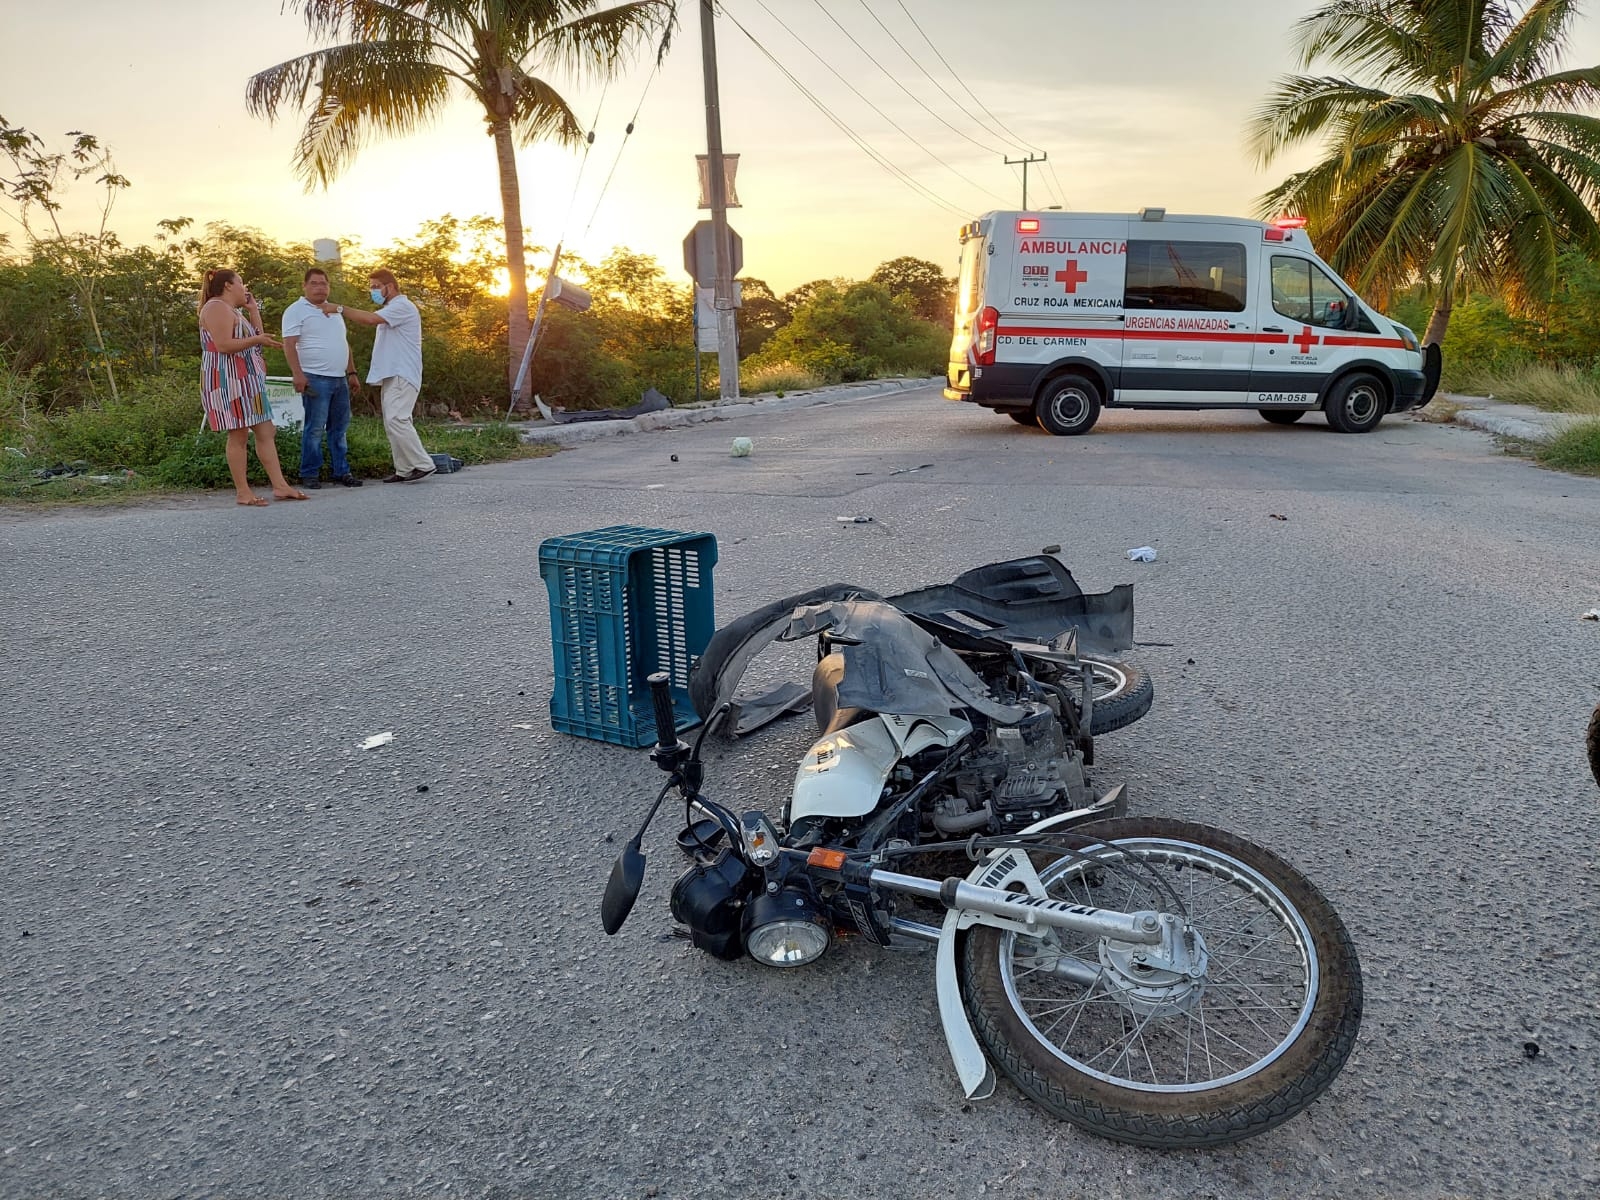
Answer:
[{"left": 682, "top": 220, "right": 743, "bottom": 286}]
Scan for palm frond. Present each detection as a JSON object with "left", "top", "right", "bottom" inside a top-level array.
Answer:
[
  {"left": 530, "top": 0, "right": 675, "bottom": 81},
  {"left": 1246, "top": 74, "right": 1398, "bottom": 164},
  {"left": 1511, "top": 141, "right": 1600, "bottom": 248},
  {"left": 1480, "top": 0, "right": 1586, "bottom": 86},
  {"left": 1480, "top": 66, "right": 1600, "bottom": 119},
  {"left": 507, "top": 71, "right": 585, "bottom": 147},
  {"left": 1289, "top": 1, "right": 1436, "bottom": 84},
  {"left": 259, "top": 42, "right": 455, "bottom": 188},
  {"left": 1329, "top": 165, "right": 1443, "bottom": 295}
]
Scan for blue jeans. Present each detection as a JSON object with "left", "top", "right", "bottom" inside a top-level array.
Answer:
[{"left": 299, "top": 373, "right": 351, "bottom": 480}]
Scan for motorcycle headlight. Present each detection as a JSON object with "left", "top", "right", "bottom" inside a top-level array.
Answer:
[{"left": 744, "top": 888, "right": 831, "bottom": 967}]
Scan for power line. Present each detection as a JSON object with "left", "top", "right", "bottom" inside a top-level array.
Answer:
[
  {"left": 852, "top": 0, "right": 1025, "bottom": 157},
  {"left": 825, "top": 0, "right": 1004, "bottom": 159},
  {"left": 582, "top": 60, "right": 662, "bottom": 237},
  {"left": 1045, "top": 158, "right": 1069, "bottom": 209},
  {"left": 745, "top": 0, "right": 1009, "bottom": 208},
  {"left": 720, "top": 5, "right": 970, "bottom": 218},
  {"left": 888, "top": 0, "right": 1053, "bottom": 163},
  {"left": 873, "top": 0, "right": 1064, "bottom": 208}
]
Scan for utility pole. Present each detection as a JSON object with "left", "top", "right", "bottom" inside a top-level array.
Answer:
[
  {"left": 1004, "top": 151, "right": 1047, "bottom": 210},
  {"left": 700, "top": 0, "right": 739, "bottom": 400}
]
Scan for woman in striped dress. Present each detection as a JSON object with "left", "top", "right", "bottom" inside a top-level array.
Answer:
[{"left": 199, "top": 269, "right": 306, "bottom": 506}]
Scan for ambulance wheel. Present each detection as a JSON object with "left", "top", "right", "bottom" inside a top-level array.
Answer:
[
  {"left": 1037, "top": 374, "right": 1102, "bottom": 436},
  {"left": 1260, "top": 409, "right": 1305, "bottom": 425},
  {"left": 1324, "top": 372, "right": 1386, "bottom": 433},
  {"left": 1008, "top": 410, "right": 1039, "bottom": 426}
]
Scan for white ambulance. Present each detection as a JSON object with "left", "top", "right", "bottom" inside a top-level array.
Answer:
[{"left": 944, "top": 209, "right": 1440, "bottom": 434}]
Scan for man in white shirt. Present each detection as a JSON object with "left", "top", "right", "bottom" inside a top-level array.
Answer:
[
  {"left": 325, "top": 268, "right": 434, "bottom": 483},
  {"left": 282, "top": 268, "right": 362, "bottom": 488}
]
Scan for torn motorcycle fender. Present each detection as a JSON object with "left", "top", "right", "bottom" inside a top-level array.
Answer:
[{"left": 930, "top": 785, "right": 1128, "bottom": 1101}]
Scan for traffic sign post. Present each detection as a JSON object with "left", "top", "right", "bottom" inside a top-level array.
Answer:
[{"left": 682, "top": 221, "right": 742, "bottom": 289}]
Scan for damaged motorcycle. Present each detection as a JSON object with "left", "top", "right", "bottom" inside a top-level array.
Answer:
[{"left": 601, "top": 555, "right": 1362, "bottom": 1148}]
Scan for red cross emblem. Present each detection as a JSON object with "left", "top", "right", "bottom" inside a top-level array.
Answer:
[
  {"left": 1293, "top": 326, "right": 1318, "bottom": 354},
  {"left": 1054, "top": 260, "right": 1089, "bottom": 293}
]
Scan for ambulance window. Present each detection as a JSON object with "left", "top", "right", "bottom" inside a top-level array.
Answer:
[
  {"left": 1124, "top": 241, "right": 1246, "bottom": 312},
  {"left": 1271, "top": 256, "right": 1353, "bottom": 329}
]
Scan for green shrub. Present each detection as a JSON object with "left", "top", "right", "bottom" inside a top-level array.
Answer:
[
  {"left": 741, "top": 360, "right": 820, "bottom": 395},
  {"left": 1537, "top": 417, "right": 1600, "bottom": 474},
  {"left": 754, "top": 281, "right": 946, "bottom": 384}
]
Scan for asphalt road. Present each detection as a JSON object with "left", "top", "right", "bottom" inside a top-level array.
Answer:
[{"left": 3, "top": 389, "right": 1598, "bottom": 1200}]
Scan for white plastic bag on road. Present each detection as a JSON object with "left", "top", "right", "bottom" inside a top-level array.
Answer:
[{"left": 1126, "top": 546, "right": 1157, "bottom": 563}]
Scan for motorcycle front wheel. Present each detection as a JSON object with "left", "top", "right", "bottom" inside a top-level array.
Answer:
[{"left": 959, "top": 817, "right": 1362, "bottom": 1148}]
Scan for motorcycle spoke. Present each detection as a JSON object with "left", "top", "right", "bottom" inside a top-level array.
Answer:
[{"left": 990, "top": 835, "right": 1323, "bottom": 1093}]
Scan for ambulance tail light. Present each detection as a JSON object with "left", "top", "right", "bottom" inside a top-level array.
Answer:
[
  {"left": 1272, "top": 215, "right": 1309, "bottom": 228},
  {"left": 1016, "top": 218, "right": 1040, "bottom": 234},
  {"left": 975, "top": 306, "right": 999, "bottom": 365}
]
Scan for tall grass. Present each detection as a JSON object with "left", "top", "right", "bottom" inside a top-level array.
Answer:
[
  {"left": 1537, "top": 418, "right": 1600, "bottom": 475},
  {"left": 739, "top": 360, "right": 822, "bottom": 396},
  {"left": 1447, "top": 362, "right": 1600, "bottom": 415},
  {"left": 0, "top": 367, "right": 551, "bottom": 503}
]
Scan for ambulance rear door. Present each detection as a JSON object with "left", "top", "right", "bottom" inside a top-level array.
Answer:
[
  {"left": 1120, "top": 223, "right": 1253, "bottom": 404},
  {"left": 998, "top": 215, "right": 1127, "bottom": 387}
]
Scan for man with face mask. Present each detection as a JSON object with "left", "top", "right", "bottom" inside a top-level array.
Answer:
[{"left": 324, "top": 268, "right": 434, "bottom": 482}]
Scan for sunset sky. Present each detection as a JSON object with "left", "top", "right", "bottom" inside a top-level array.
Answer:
[{"left": 7, "top": 1, "right": 1600, "bottom": 293}]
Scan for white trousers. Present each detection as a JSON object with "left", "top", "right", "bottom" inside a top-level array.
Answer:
[{"left": 378, "top": 376, "right": 433, "bottom": 473}]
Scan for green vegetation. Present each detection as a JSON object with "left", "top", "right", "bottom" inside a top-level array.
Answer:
[
  {"left": 1538, "top": 418, "right": 1600, "bottom": 474},
  {"left": 1251, "top": 0, "right": 1600, "bottom": 346},
  {"left": 0, "top": 119, "right": 952, "bottom": 504},
  {"left": 0, "top": 364, "right": 549, "bottom": 504}
]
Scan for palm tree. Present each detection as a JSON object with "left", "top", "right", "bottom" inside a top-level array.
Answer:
[
  {"left": 247, "top": 0, "right": 674, "bottom": 399},
  {"left": 1249, "top": 0, "right": 1600, "bottom": 345}
]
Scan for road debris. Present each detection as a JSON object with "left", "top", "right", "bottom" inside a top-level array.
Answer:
[
  {"left": 359, "top": 732, "right": 393, "bottom": 749},
  {"left": 730, "top": 436, "right": 753, "bottom": 457},
  {"left": 836, "top": 515, "right": 874, "bottom": 524},
  {"left": 1126, "top": 546, "right": 1157, "bottom": 562}
]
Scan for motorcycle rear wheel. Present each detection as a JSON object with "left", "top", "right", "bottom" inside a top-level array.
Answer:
[
  {"left": 960, "top": 817, "right": 1362, "bottom": 1148},
  {"left": 1588, "top": 701, "right": 1600, "bottom": 787},
  {"left": 1078, "top": 657, "right": 1154, "bottom": 735}
]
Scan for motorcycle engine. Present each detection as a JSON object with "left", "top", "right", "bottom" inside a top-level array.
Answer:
[{"left": 941, "top": 701, "right": 1091, "bottom": 831}]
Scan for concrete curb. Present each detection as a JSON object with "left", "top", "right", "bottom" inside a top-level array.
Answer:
[
  {"left": 513, "top": 376, "right": 941, "bottom": 446},
  {"left": 1443, "top": 393, "right": 1589, "bottom": 444}
]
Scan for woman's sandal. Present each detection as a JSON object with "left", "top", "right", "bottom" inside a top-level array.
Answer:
[
  {"left": 237, "top": 495, "right": 269, "bottom": 507},
  {"left": 272, "top": 489, "right": 309, "bottom": 501}
]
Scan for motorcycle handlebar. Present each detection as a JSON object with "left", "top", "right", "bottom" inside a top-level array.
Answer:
[{"left": 648, "top": 671, "right": 678, "bottom": 751}]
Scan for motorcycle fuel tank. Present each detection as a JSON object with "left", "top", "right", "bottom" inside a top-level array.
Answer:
[{"left": 790, "top": 713, "right": 970, "bottom": 823}]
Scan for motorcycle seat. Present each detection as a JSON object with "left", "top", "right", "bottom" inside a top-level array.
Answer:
[{"left": 812, "top": 651, "right": 874, "bottom": 735}]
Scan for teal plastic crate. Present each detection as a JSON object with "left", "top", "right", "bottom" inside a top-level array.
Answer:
[{"left": 539, "top": 525, "right": 718, "bottom": 747}]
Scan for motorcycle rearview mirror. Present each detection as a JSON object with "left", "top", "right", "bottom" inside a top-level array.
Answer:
[{"left": 601, "top": 836, "right": 646, "bottom": 935}]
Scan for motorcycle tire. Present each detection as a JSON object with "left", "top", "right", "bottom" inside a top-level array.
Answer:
[
  {"left": 960, "top": 817, "right": 1362, "bottom": 1148},
  {"left": 1588, "top": 701, "right": 1600, "bottom": 788},
  {"left": 1078, "top": 657, "right": 1154, "bottom": 736}
]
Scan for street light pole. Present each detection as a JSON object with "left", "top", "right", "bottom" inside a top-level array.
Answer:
[{"left": 699, "top": 0, "right": 739, "bottom": 400}]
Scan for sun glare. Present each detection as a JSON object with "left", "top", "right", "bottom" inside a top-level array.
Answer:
[{"left": 488, "top": 268, "right": 513, "bottom": 297}]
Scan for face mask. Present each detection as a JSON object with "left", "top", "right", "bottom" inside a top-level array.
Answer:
[{"left": 369, "top": 288, "right": 385, "bottom": 305}]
